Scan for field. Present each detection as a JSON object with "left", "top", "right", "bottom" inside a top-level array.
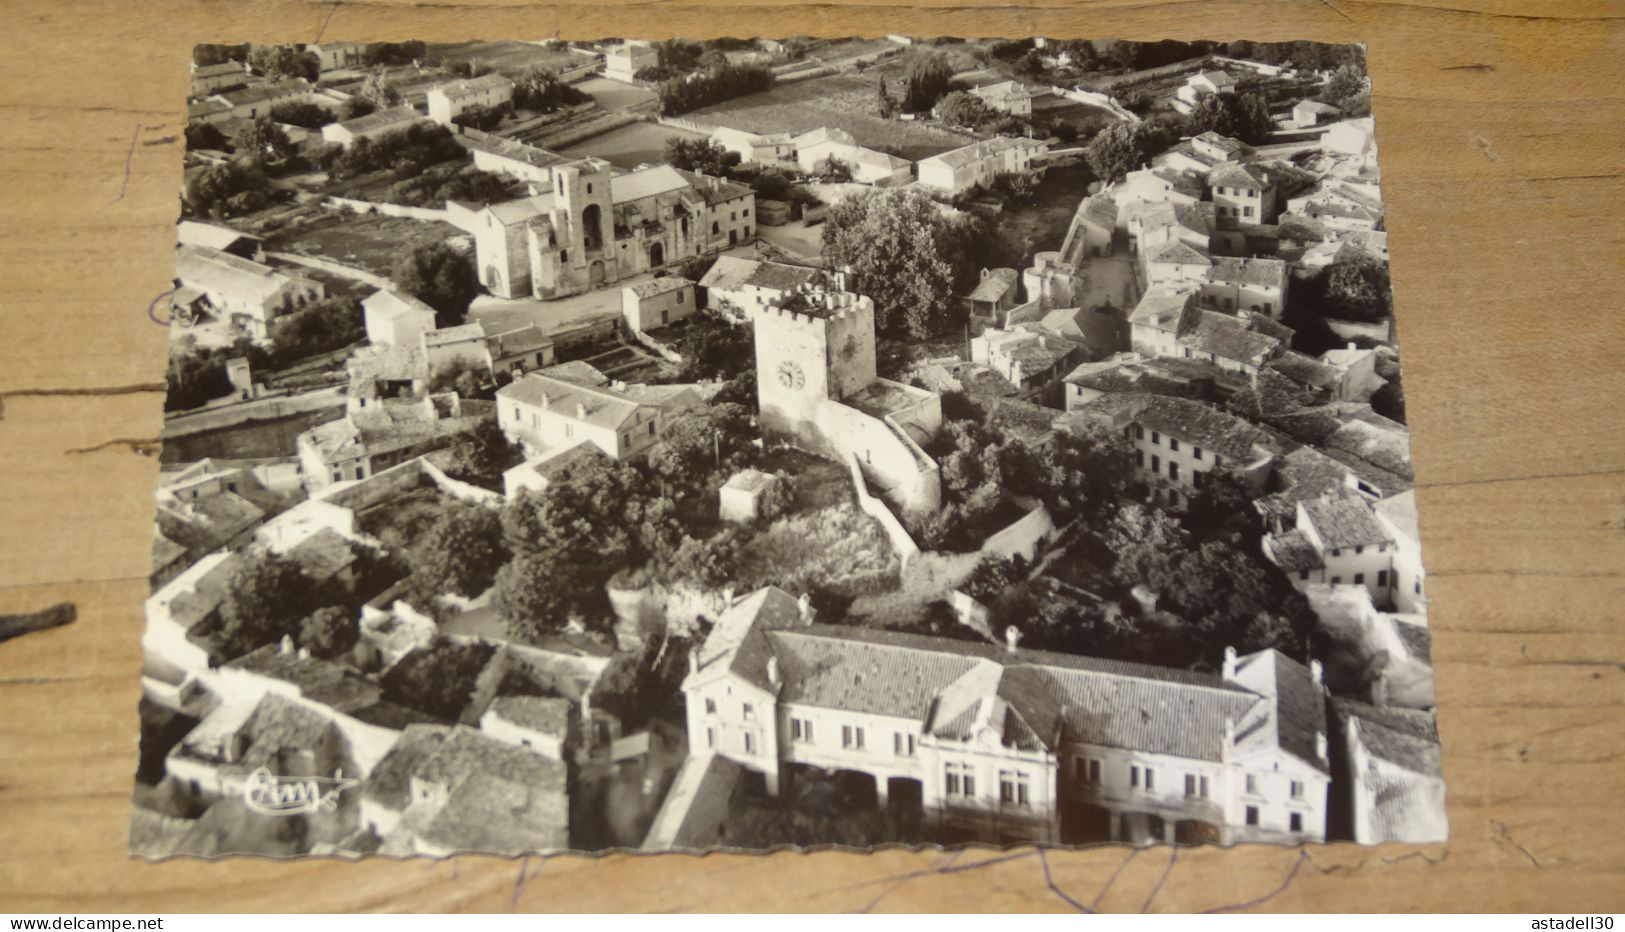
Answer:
[
  {"left": 574, "top": 76, "right": 658, "bottom": 113},
  {"left": 684, "top": 74, "right": 975, "bottom": 162},
  {"left": 263, "top": 213, "right": 469, "bottom": 280},
  {"left": 559, "top": 120, "right": 708, "bottom": 170},
  {"left": 428, "top": 40, "right": 594, "bottom": 77}
]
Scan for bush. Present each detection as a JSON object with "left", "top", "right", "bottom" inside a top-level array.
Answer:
[{"left": 657, "top": 62, "right": 775, "bottom": 116}]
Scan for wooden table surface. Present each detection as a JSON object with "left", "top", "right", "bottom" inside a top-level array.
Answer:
[{"left": 2, "top": 0, "right": 1622, "bottom": 913}]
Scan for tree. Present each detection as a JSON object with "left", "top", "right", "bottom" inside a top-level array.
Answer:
[
  {"left": 357, "top": 66, "right": 402, "bottom": 109},
  {"left": 901, "top": 52, "right": 954, "bottom": 113},
  {"left": 876, "top": 76, "right": 898, "bottom": 119},
  {"left": 410, "top": 500, "right": 508, "bottom": 598},
  {"left": 218, "top": 552, "right": 319, "bottom": 657},
  {"left": 513, "top": 67, "right": 587, "bottom": 113},
  {"left": 442, "top": 418, "right": 524, "bottom": 487},
  {"left": 392, "top": 242, "right": 479, "bottom": 327},
  {"left": 813, "top": 154, "right": 852, "bottom": 182},
  {"left": 298, "top": 606, "right": 357, "bottom": 659},
  {"left": 663, "top": 137, "right": 741, "bottom": 178},
  {"left": 1320, "top": 63, "right": 1369, "bottom": 111},
  {"left": 380, "top": 638, "right": 498, "bottom": 721},
  {"left": 1084, "top": 120, "right": 1179, "bottom": 185},
  {"left": 646, "top": 403, "right": 754, "bottom": 484},
  {"left": 428, "top": 355, "right": 489, "bottom": 399},
  {"left": 1300, "top": 254, "right": 1392, "bottom": 324},
  {"left": 1187, "top": 91, "right": 1273, "bottom": 145},
  {"left": 1014, "top": 49, "right": 1046, "bottom": 80},
  {"left": 248, "top": 44, "right": 318, "bottom": 82},
  {"left": 269, "top": 101, "right": 334, "bottom": 130},
  {"left": 935, "top": 89, "right": 992, "bottom": 129},
  {"left": 184, "top": 122, "right": 227, "bottom": 152},
  {"left": 821, "top": 187, "right": 957, "bottom": 338},
  {"left": 183, "top": 160, "right": 274, "bottom": 218},
  {"left": 492, "top": 551, "right": 577, "bottom": 640},
  {"left": 342, "top": 97, "right": 377, "bottom": 120},
  {"left": 194, "top": 43, "right": 247, "bottom": 67},
  {"left": 657, "top": 62, "right": 775, "bottom": 116},
  {"left": 1182, "top": 470, "right": 1264, "bottom": 544},
  {"left": 267, "top": 295, "right": 363, "bottom": 365},
  {"left": 231, "top": 118, "right": 295, "bottom": 162}
]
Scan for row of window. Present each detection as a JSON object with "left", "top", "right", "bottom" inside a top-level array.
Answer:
[
  {"left": 786, "top": 717, "right": 918, "bottom": 758},
  {"left": 1298, "top": 568, "right": 1392, "bottom": 588},
  {"left": 1330, "top": 542, "right": 1388, "bottom": 557},
  {"left": 942, "top": 764, "right": 1032, "bottom": 807},
  {"left": 1132, "top": 426, "right": 1221, "bottom": 466},
  {"left": 1077, "top": 760, "right": 1307, "bottom": 803},
  {"left": 1216, "top": 204, "right": 1257, "bottom": 219},
  {"left": 1214, "top": 185, "right": 1261, "bottom": 198},
  {"left": 1136, "top": 450, "right": 1209, "bottom": 489}
]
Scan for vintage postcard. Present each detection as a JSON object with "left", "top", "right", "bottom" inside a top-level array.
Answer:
[{"left": 134, "top": 36, "right": 1442, "bottom": 857}]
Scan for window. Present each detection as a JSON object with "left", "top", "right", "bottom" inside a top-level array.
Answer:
[
  {"left": 1184, "top": 774, "right": 1210, "bottom": 799},
  {"left": 1354, "top": 573, "right": 1365, "bottom": 584},
  {"left": 1330, "top": 576, "right": 1342, "bottom": 584},
  {"left": 1331, "top": 548, "right": 1342, "bottom": 557},
  {"left": 706, "top": 727, "right": 715, "bottom": 748},
  {"left": 1300, "top": 570, "right": 1310, "bottom": 580},
  {"left": 677, "top": 291, "right": 685, "bottom": 304},
  {"left": 1169, "top": 438, "right": 1180, "bottom": 452},
  {"left": 1245, "top": 774, "right": 1259, "bottom": 795},
  {"left": 1415, "top": 580, "right": 1423, "bottom": 595},
  {"left": 1145, "top": 767, "right": 1156, "bottom": 791},
  {"left": 1133, "top": 425, "right": 1145, "bottom": 440},
  {"left": 1290, "top": 780, "right": 1304, "bottom": 800},
  {"left": 648, "top": 422, "right": 656, "bottom": 435},
  {"left": 1246, "top": 806, "right": 1260, "bottom": 827},
  {"left": 999, "top": 771, "right": 1030, "bottom": 807},
  {"left": 712, "top": 221, "right": 720, "bottom": 235},
  {"left": 1151, "top": 455, "right": 1161, "bottom": 473},
  {"left": 742, "top": 703, "right": 755, "bottom": 721},
  {"left": 704, "top": 697, "right": 717, "bottom": 715},
  {"left": 1193, "top": 470, "right": 1206, "bottom": 489},
  {"left": 1290, "top": 812, "right": 1304, "bottom": 832},
  {"left": 1135, "top": 450, "right": 1145, "bottom": 468},
  {"left": 791, "top": 718, "right": 813, "bottom": 743},
  {"left": 1129, "top": 765, "right": 1140, "bottom": 788},
  {"left": 560, "top": 249, "right": 568, "bottom": 262},
  {"left": 894, "top": 733, "right": 915, "bottom": 757},
  {"left": 842, "top": 725, "right": 864, "bottom": 750},
  {"left": 1151, "top": 431, "right": 1161, "bottom": 445},
  {"left": 1080, "top": 758, "right": 1102, "bottom": 785},
  {"left": 1378, "top": 570, "right": 1389, "bottom": 587},
  {"left": 331, "top": 470, "right": 342, "bottom": 483},
  {"left": 1355, "top": 545, "right": 1364, "bottom": 555},
  {"left": 1169, "top": 463, "right": 1180, "bottom": 482},
  {"left": 743, "top": 732, "right": 756, "bottom": 754},
  {"left": 1243, "top": 206, "right": 1254, "bottom": 218}
]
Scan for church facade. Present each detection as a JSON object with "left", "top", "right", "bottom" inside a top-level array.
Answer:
[{"left": 466, "top": 158, "right": 756, "bottom": 301}]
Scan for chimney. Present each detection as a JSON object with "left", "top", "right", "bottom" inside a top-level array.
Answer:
[
  {"left": 1005, "top": 625, "right": 1022, "bottom": 654},
  {"left": 1222, "top": 645, "right": 1238, "bottom": 681},
  {"left": 540, "top": 392, "right": 550, "bottom": 409},
  {"left": 687, "top": 650, "right": 698, "bottom": 675},
  {"left": 575, "top": 402, "right": 588, "bottom": 420},
  {"left": 279, "top": 635, "right": 295, "bottom": 655},
  {"left": 297, "top": 646, "right": 311, "bottom": 661},
  {"left": 797, "top": 593, "right": 814, "bottom": 625},
  {"left": 1310, "top": 659, "right": 1323, "bottom": 685},
  {"left": 721, "top": 585, "right": 735, "bottom": 607},
  {"left": 767, "top": 656, "right": 779, "bottom": 686},
  {"left": 1316, "top": 731, "right": 1328, "bottom": 760},
  {"left": 1224, "top": 717, "right": 1236, "bottom": 747},
  {"left": 1346, "top": 341, "right": 1357, "bottom": 352}
]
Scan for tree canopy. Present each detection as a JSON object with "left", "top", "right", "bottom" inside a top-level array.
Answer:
[
  {"left": 900, "top": 52, "right": 954, "bottom": 113},
  {"left": 409, "top": 500, "right": 509, "bottom": 598},
  {"left": 663, "top": 137, "right": 741, "bottom": 178},
  {"left": 820, "top": 187, "right": 957, "bottom": 338},
  {"left": 1083, "top": 119, "right": 1181, "bottom": 185},
  {"left": 1296, "top": 254, "right": 1393, "bottom": 324},
  {"left": 1187, "top": 91, "right": 1274, "bottom": 145},
  {"left": 217, "top": 551, "right": 324, "bottom": 657},
  {"left": 391, "top": 241, "right": 479, "bottom": 327},
  {"left": 248, "top": 45, "right": 318, "bottom": 82}
]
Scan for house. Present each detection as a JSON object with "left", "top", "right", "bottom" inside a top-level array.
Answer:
[
  {"left": 917, "top": 136, "right": 1047, "bottom": 196},
  {"left": 176, "top": 220, "right": 265, "bottom": 261},
  {"left": 1023, "top": 252, "right": 1080, "bottom": 311},
  {"left": 483, "top": 324, "right": 556, "bottom": 378},
  {"left": 1074, "top": 194, "right": 1118, "bottom": 258},
  {"left": 1374, "top": 491, "right": 1427, "bottom": 614},
  {"left": 718, "top": 469, "right": 783, "bottom": 523},
  {"left": 697, "top": 255, "right": 822, "bottom": 315},
  {"left": 1127, "top": 200, "right": 1213, "bottom": 257},
  {"left": 1291, "top": 99, "right": 1341, "bottom": 129},
  {"left": 174, "top": 244, "right": 326, "bottom": 340},
  {"left": 1155, "top": 131, "right": 1252, "bottom": 177},
  {"left": 1118, "top": 168, "right": 1204, "bottom": 208},
  {"left": 970, "top": 80, "right": 1038, "bottom": 117},
  {"left": 965, "top": 267, "right": 1021, "bottom": 321},
  {"left": 1263, "top": 492, "right": 1401, "bottom": 606},
  {"left": 296, "top": 394, "right": 494, "bottom": 492},
  {"left": 711, "top": 126, "right": 797, "bottom": 167},
  {"left": 480, "top": 696, "right": 576, "bottom": 760},
  {"left": 1318, "top": 342, "right": 1384, "bottom": 401},
  {"left": 1062, "top": 352, "right": 1219, "bottom": 411},
  {"left": 190, "top": 61, "right": 251, "bottom": 98},
  {"left": 208, "top": 78, "right": 316, "bottom": 122},
  {"left": 1128, "top": 286, "right": 1201, "bottom": 359},
  {"left": 502, "top": 440, "right": 612, "bottom": 499},
  {"left": 1172, "top": 70, "right": 1237, "bottom": 115},
  {"left": 426, "top": 73, "right": 515, "bottom": 125},
  {"left": 1286, "top": 180, "right": 1385, "bottom": 234},
  {"left": 970, "top": 327, "right": 1085, "bottom": 403},
  {"left": 1144, "top": 240, "right": 1212, "bottom": 288},
  {"left": 321, "top": 106, "right": 427, "bottom": 148},
  {"left": 1208, "top": 161, "right": 1277, "bottom": 226},
  {"left": 681, "top": 586, "right": 1331, "bottom": 845},
  {"left": 603, "top": 41, "right": 658, "bottom": 82},
  {"left": 496, "top": 372, "right": 665, "bottom": 462},
  {"left": 622, "top": 276, "right": 697, "bottom": 332},
  {"left": 1331, "top": 699, "right": 1446, "bottom": 844},
  {"left": 793, "top": 127, "right": 913, "bottom": 187},
  {"left": 1069, "top": 392, "right": 1280, "bottom": 510},
  {"left": 308, "top": 41, "right": 365, "bottom": 73},
  {"left": 459, "top": 131, "right": 572, "bottom": 188},
  {"left": 363, "top": 289, "right": 439, "bottom": 348},
  {"left": 1204, "top": 256, "right": 1289, "bottom": 318},
  {"left": 1177, "top": 310, "right": 1285, "bottom": 380},
  {"left": 470, "top": 160, "right": 754, "bottom": 300},
  {"left": 361, "top": 724, "right": 569, "bottom": 855}
]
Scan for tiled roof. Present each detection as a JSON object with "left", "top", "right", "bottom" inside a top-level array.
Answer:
[
  {"left": 177, "top": 220, "right": 262, "bottom": 252},
  {"left": 1374, "top": 490, "right": 1419, "bottom": 542},
  {"left": 497, "top": 373, "right": 653, "bottom": 432},
  {"left": 1265, "top": 528, "right": 1324, "bottom": 572},
  {"left": 363, "top": 288, "right": 437, "bottom": 324},
  {"left": 286, "top": 527, "right": 358, "bottom": 581},
  {"left": 460, "top": 133, "right": 570, "bottom": 170},
  {"left": 1208, "top": 161, "right": 1271, "bottom": 190},
  {"left": 1128, "top": 286, "right": 1199, "bottom": 332},
  {"left": 486, "top": 696, "right": 572, "bottom": 737},
  {"left": 672, "top": 168, "right": 753, "bottom": 206},
  {"left": 627, "top": 275, "right": 694, "bottom": 299},
  {"left": 1180, "top": 310, "right": 1280, "bottom": 365},
  {"left": 228, "top": 642, "right": 383, "bottom": 715},
  {"left": 697, "top": 255, "right": 758, "bottom": 292},
  {"left": 1268, "top": 351, "right": 1340, "bottom": 390},
  {"left": 217, "top": 78, "right": 312, "bottom": 107},
  {"left": 1080, "top": 193, "right": 1118, "bottom": 227},
  {"left": 1210, "top": 256, "right": 1288, "bottom": 289},
  {"left": 536, "top": 360, "right": 608, "bottom": 387},
  {"left": 194, "top": 62, "right": 247, "bottom": 78},
  {"left": 430, "top": 73, "right": 515, "bottom": 101},
  {"left": 610, "top": 165, "right": 692, "bottom": 204},
  {"left": 924, "top": 135, "right": 1043, "bottom": 170},
  {"left": 1302, "top": 493, "right": 1394, "bottom": 550},
  {"left": 968, "top": 268, "right": 1019, "bottom": 303},
  {"left": 486, "top": 193, "right": 556, "bottom": 227},
  {"left": 1126, "top": 394, "right": 1279, "bottom": 461},
  {"left": 330, "top": 106, "right": 423, "bottom": 137},
  {"left": 176, "top": 244, "right": 301, "bottom": 305},
  {"left": 1333, "top": 699, "right": 1440, "bottom": 776},
  {"left": 1148, "top": 240, "right": 1210, "bottom": 266},
  {"left": 747, "top": 260, "right": 822, "bottom": 293},
  {"left": 485, "top": 323, "right": 553, "bottom": 360}
]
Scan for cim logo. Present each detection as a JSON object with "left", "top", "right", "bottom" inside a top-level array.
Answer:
[{"left": 237, "top": 767, "right": 358, "bottom": 816}]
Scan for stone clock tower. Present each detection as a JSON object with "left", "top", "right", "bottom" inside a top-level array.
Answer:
[{"left": 750, "top": 284, "right": 877, "bottom": 449}]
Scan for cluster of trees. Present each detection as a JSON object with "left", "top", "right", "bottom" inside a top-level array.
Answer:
[
  {"left": 1082, "top": 116, "right": 1185, "bottom": 184},
  {"left": 182, "top": 159, "right": 281, "bottom": 219},
  {"left": 382, "top": 162, "right": 526, "bottom": 209},
  {"left": 268, "top": 101, "right": 335, "bottom": 130},
  {"left": 663, "top": 137, "right": 742, "bottom": 178},
  {"left": 379, "top": 638, "right": 499, "bottom": 721},
  {"left": 325, "top": 122, "right": 466, "bottom": 181},
  {"left": 450, "top": 102, "right": 510, "bottom": 132},
  {"left": 1293, "top": 254, "right": 1393, "bottom": 325},
  {"left": 899, "top": 52, "right": 955, "bottom": 114},
  {"left": 437, "top": 419, "right": 526, "bottom": 490},
  {"left": 512, "top": 67, "right": 589, "bottom": 113},
  {"left": 211, "top": 550, "right": 355, "bottom": 659},
  {"left": 1318, "top": 63, "right": 1372, "bottom": 118},
  {"left": 391, "top": 241, "right": 479, "bottom": 327},
  {"left": 347, "top": 67, "right": 402, "bottom": 118},
  {"left": 163, "top": 337, "right": 258, "bottom": 411},
  {"left": 247, "top": 44, "right": 319, "bottom": 82},
  {"left": 656, "top": 61, "right": 775, "bottom": 116},
  {"left": 1186, "top": 90, "right": 1274, "bottom": 145},
  {"left": 820, "top": 186, "right": 988, "bottom": 338},
  {"left": 264, "top": 294, "right": 365, "bottom": 365}
]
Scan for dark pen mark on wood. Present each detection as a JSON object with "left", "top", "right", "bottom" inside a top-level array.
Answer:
[
  {"left": 1202, "top": 849, "right": 1308, "bottom": 913},
  {"left": 1315, "top": 0, "right": 1356, "bottom": 22},
  {"left": 142, "top": 135, "right": 179, "bottom": 147},
  {"left": 1092, "top": 846, "right": 1138, "bottom": 910},
  {"left": 510, "top": 854, "right": 532, "bottom": 910},
  {"left": 1139, "top": 844, "right": 1178, "bottom": 913},
  {"left": 315, "top": 2, "right": 343, "bottom": 42},
  {"left": 109, "top": 123, "right": 139, "bottom": 204},
  {"left": 858, "top": 848, "right": 961, "bottom": 913},
  {"left": 0, "top": 602, "right": 76, "bottom": 645},
  {"left": 64, "top": 437, "right": 161, "bottom": 457},
  {"left": 1441, "top": 62, "right": 1495, "bottom": 71},
  {"left": 1036, "top": 847, "right": 1092, "bottom": 913}
]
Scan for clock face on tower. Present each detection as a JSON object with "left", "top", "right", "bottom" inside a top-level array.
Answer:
[{"left": 776, "top": 360, "right": 806, "bottom": 391}]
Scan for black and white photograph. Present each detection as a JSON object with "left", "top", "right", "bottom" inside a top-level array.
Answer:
[{"left": 134, "top": 34, "right": 1443, "bottom": 858}]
